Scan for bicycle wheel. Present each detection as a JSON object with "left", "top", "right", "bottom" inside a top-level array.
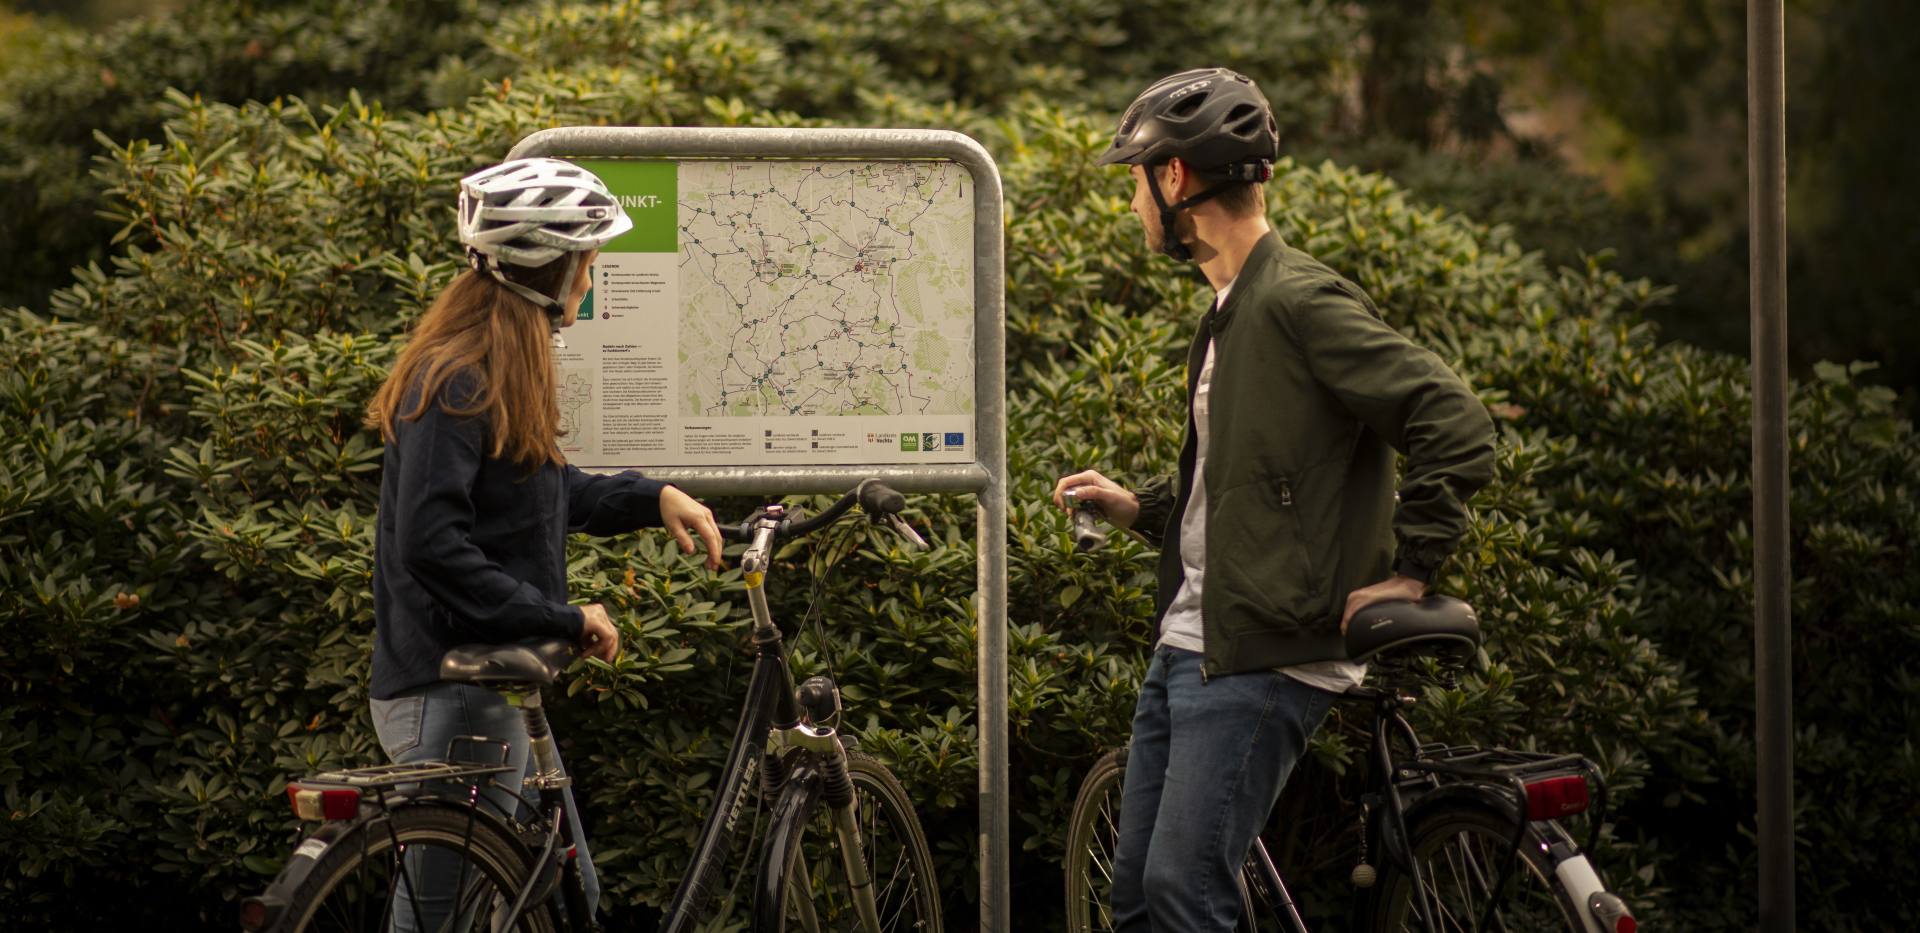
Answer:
[
  {"left": 270, "top": 802, "right": 554, "bottom": 933},
  {"left": 1063, "top": 747, "right": 1276, "bottom": 933},
  {"left": 758, "top": 750, "right": 943, "bottom": 932},
  {"left": 1063, "top": 748, "right": 1127, "bottom": 933},
  {"left": 1361, "top": 801, "right": 1585, "bottom": 932}
]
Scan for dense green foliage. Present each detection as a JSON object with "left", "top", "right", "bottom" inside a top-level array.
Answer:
[
  {"left": 1, "top": 1, "right": 1915, "bottom": 929},
  {"left": 0, "top": 0, "right": 530, "bottom": 313}
]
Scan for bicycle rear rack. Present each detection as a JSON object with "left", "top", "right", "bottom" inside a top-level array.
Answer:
[
  {"left": 298, "top": 735, "right": 517, "bottom": 793},
  {"left": 296, "top": 759, "right": 518, "bottom": 791}
]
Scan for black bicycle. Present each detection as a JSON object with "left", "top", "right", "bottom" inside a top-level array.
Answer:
[
  {"left": 241, "top": 479, "right": 943, "bottom": 933},
  {"left": 1059, "top": 494, "right": 1636, "bottom": 933}
]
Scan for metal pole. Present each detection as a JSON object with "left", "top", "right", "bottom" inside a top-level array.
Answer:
[
  {"left": 1748, "top": 2, "right": 1793, "bottom": 930},
  {"left": 974, "top": 160, "right": 1011, "bottom": 933}
]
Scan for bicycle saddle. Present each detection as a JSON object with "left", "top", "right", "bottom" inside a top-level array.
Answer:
[
  {"left": 439, "top": 638, "right": 575, "bottom": 687},
  {"left": 1343, "top": 596, "right": 1480, "bottom": 668}
]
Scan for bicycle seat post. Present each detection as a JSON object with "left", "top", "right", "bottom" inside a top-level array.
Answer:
[{"left": 502, "top": 686, "right": 569, "bottom": 792}]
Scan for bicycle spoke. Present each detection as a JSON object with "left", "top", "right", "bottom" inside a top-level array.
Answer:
[{"left": 1443, "top": 831, "right": 1478, "bottom": 929}]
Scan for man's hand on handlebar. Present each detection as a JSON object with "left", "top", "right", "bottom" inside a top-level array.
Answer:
[
  {"left": 1051, "top": 469, "right": 1140, "bottom": 530},
  {"left": 579, "top": 603, "right": 620, "bottom": 663}
]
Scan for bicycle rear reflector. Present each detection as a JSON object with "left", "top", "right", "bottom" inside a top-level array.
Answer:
[
  {"left": 238, "top": 895, "right": 280, "bottom": 931},
  {"left": 1522, "top": 774, "right": 1590, "bottom": 820},
  {"left": 287, "top": 783, "right": 361, "bottom": 821}
]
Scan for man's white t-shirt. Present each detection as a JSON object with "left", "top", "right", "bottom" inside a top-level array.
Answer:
[{"left": 1156, "top": 281, "right": 1367, "bottom": 693}]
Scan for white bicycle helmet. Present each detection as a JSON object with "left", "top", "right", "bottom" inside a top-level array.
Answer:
[{"left": 456, "top": 158, "right": 633, "bottom": 333}]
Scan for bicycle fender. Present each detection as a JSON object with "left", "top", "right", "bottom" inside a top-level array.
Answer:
[
  {"left": 1399, "top": 786, "right": 1613, "bottom": 932},
  {"left": 1377, "top": 784, "right": 1523, "bottom": 881},
  {"left": 249, "top": 796, "right": 534, "bottom": 932},
  {"left": 754, "top": 757, "right": 825, "bottom": 930},
  {"left": 1408, "top": 780, "right": 1526, "bottom": 821}
]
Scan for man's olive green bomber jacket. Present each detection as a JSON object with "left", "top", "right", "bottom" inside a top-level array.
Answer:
[{"left": 1132, "top": 232, "right": 1496, "bottom": 678}]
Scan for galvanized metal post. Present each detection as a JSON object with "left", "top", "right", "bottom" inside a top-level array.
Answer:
[
  {"left": 1748, "top": 2, "right": 1794, "bottom": 929},
  {"left": 973, "top": 165, "right": 1011, "bottom": 933}
]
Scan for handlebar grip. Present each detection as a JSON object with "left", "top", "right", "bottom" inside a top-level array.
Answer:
[
  {"left": 1071, "top": 509, "right": 1106, "bottom": 552},
  {"left": 1063, "top": 487, "right": 1107, "bottom": 552},
  {"left": 858, "top": 480, "right": 906, "bottom": 515}
]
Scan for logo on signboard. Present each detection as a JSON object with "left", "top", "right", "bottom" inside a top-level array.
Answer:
[
  {"left": 944, "top": 432, "right": 965, "bottom": 449},
  {"left": 921, "top": 432, "right": 942, "bottom": 451},
  {"left": 900, "top": 433, "right": 919, "bottom": 451}
]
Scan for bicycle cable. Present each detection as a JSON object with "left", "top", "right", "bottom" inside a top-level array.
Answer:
[{"left": 798, "top": 508, "right": 856, "bottom": 726}]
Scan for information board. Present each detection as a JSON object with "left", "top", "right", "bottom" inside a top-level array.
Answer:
[{"left": 554, "top": 158, "right": 977, "bottom": 468}]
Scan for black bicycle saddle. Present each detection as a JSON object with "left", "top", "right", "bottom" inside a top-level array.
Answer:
[
  {"left": 439, "top": 638, "right": 575, "bottom": 687},
  {"left": 1343, "top": 596, "right": 1481, "bottom": 668}
]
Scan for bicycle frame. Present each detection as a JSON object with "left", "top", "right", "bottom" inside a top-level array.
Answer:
[
  {"left": 655, "top": 621, "right": 801, "bottom": 932},
  {"left": 491, "top": 505, "right": 878, "bottom": 933},
  {"left": 252, "top": 489, "right": 904, "bottom": 933},
  {"left": 656, "top": 504, "right": 882, "bottom": 933}
]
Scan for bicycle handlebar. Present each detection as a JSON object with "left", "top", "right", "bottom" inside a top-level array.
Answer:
[{"left": 717, "top": 479, "right": 918, "bottom": 547}]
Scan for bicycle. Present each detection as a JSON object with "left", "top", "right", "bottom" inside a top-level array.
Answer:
[
  {"left": 241, "top": 479, "right": 944, "bottom": 933},
  {"left": 1059, "top": 493, "right": 1636, "bottom": 933}
]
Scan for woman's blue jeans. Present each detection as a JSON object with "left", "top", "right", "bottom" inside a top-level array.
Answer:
[
  {"left": 1110, "top": 647, "right": 1336, "bottom": 933},
  {"left": 370, "top": 681, "right": 600, "bottom": 932}
]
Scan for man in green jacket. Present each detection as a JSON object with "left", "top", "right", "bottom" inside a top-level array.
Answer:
[{"left": 1052, "top": 68, "right": 1496, "bottom": 932}]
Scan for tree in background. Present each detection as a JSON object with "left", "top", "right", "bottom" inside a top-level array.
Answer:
[{"left": 1349, "top": 0, "right": 1920, "bottom": 412}]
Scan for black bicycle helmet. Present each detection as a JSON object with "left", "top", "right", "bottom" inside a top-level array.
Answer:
[{"left": 1098, "top": 68, "right": 1279, "bottom": 260}]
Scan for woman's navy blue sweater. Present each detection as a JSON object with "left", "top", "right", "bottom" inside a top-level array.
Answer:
[{"left": 370, "top": 372, "right": 667, "bottom": 700}]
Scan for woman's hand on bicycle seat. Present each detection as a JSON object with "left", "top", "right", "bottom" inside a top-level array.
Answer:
[
  {"left": 1051, "top": 469, "right": 1140, "bottom": 529},
  {"left": 660, "top": 485, "right": 726, "bottom": 571},
  {"left": 580, "top": 603, "right": 621, "bottom": 663}
]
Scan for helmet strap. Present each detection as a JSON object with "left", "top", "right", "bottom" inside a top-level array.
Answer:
[
  {"left": 1146, "top": 165, "right": 1235, "bottom": 262},
  {"left": 468, "top": 248, "right": 577, "bottom": 346}
]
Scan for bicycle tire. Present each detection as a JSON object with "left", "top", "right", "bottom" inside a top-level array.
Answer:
[
  {"left": 1063, "top": 747, "right": 1275, "bottom": 933},
  {"left": 757, "top": 749, "right": 943, "bottom": 932},
  {"left": 272, "top": 802, "right": 555, "bottom": 933},
  {"left": 1063, "top": 747, "right": 1128, "bottom": 933},
  {"left": 1360, "top": 800, "right": 1587, "bottom": 932}
]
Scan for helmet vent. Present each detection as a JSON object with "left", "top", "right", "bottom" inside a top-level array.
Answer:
[
  {"left": 1226, "top": 104, "right": 1263, "bottom": 138},
  {"left": 1167, "top": 93, "right": 1209, "bottom": 119}
]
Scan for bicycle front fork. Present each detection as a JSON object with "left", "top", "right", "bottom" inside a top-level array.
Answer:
[{"left": 769, "top": 675, "right": 885, "bottom": 932}]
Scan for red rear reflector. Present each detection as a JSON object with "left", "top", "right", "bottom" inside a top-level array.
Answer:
[
  {"left": 287, "top": 784, "right": 361, "bottom": 821},
  {"left": 1617, "top": 918, "right": 1637, "bottom": 933},
  {"left": 238, "top": 899, "right": 268, "bottom": 931},
  {"left": 1523, "top": 774, "right": 1590, "bottom": 820}
]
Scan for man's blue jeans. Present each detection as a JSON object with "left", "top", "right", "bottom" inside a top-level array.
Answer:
[
  {"left": 1110, "top": 647, "right": 1336, "bottom": 933},
  {"left": 370, "top": 681, "right": 600, "bottom": 932}
]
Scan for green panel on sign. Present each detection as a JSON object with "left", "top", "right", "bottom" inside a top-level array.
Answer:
[{"left": 576, "top": 160, "right": 677, "bottom": 253}]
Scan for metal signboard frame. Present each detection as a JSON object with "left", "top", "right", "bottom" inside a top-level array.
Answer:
[{"left": 506, "top": 126, "right": 1011, "bottom": 932}]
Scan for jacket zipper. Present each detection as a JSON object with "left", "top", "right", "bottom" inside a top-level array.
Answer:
[{"left": 1278, "top": 478, "right": 1294, "bottom": 507}]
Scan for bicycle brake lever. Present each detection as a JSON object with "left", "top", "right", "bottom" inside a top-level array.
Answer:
[{"left": 883, "top": 512, "right": 929, "bottom": 551}]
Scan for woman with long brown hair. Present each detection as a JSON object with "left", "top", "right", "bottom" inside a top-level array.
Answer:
[{"left": 364, "top": 158, "right": 723, "bottom": 931}]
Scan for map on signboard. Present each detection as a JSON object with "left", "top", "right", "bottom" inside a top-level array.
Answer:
[{"left": 675, "top": 161, "right": 974, "bottom": 419}]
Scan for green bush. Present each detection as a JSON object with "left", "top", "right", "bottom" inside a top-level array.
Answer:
[
  {"left": 0, "top": 0, "right": 532, "bottom": 314},
  {"left": 1, "top": 1, "right": 1916, "bottom": 929}
]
